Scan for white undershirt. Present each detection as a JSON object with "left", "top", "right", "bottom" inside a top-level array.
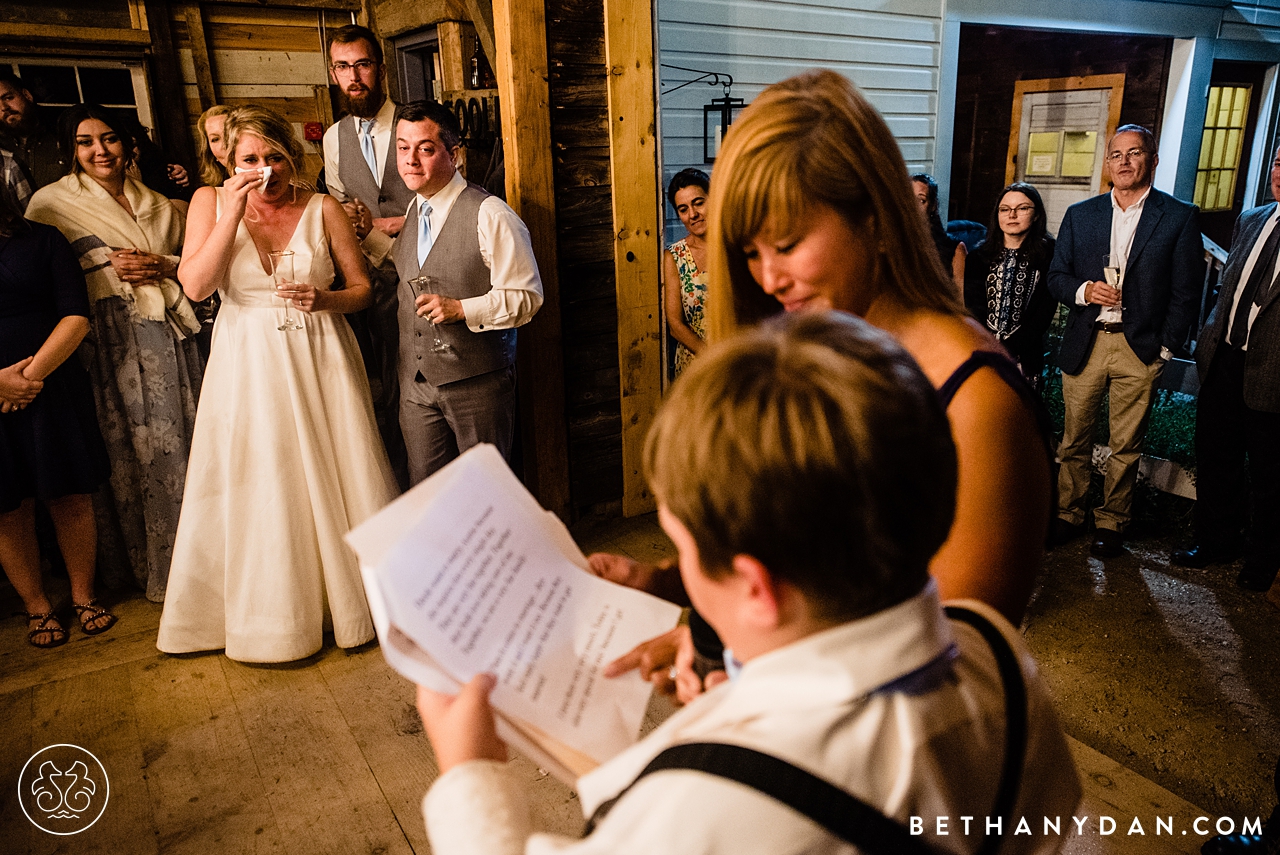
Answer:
[{"left": 1226, "top": 207, "right": 1280, "bottom": 350}]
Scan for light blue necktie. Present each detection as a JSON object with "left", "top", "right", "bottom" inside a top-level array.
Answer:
[
  {"left": 417, "top": 200, "right": 433, "bottom": 267},
  {"left": 359, "top": 119, "right": 378, "bottom": 177}
]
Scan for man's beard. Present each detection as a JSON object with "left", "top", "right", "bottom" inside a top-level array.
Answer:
[{"left": 342, "top": 85, "right": 384, "bottom": 119}]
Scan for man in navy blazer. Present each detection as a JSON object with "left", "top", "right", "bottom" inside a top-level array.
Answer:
[
  {"left": 1048, "top": 125, "right": 1203, "bottom": 558},
  {"left": 1172, "top": 145, "right": 1280, "bottom": 595}
]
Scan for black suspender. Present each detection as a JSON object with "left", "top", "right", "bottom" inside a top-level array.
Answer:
[{"left": 584, "top": 605, "right": 1028, "bottom": 855}]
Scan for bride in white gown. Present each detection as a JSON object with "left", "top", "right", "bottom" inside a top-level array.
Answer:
[{"left": 158, "top": 106, "right": 397, "bottom": 663}]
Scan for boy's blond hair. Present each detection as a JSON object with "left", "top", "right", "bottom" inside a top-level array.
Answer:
[
  {"left": 706, "top": 69, "right": 965, "bottom": 343},
  {"left": 644, "top": 311, "right": 957, "bottom": 620}
]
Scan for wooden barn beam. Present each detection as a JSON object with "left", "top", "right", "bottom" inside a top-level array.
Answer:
[
  {"left": 492, "top": 0, "right": 572, "bottom": 520},
  {"left": 603, "top": 0, "right": 660, "bottom": 516},
  {"left": 183, "top": 3, "right": 219, "bottom": 112},
  {"left": 144, "top": 0, "right": 198, "bottom": 169},
  {"left": 461, "top": 0, "right": 496, "bottom": 72}
]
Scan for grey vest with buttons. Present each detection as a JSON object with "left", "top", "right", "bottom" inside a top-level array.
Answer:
[
  {"left": 336, "top": 112, "right": 416, "bottom": 218},
  {"left": 393, "top": 184, "right": 518, "bottom": 387}
]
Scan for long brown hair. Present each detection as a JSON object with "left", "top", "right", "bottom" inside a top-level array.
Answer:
[{"left": 706, "top": 70, "right": 963, "bottom": 342}]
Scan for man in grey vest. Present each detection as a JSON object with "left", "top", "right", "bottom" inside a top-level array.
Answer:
[
  {"left": 392, "top": 100, "right": 543, "bottom": 484},
  {"left": 322, "top": 24, "right": 412, "bottom": 486}
]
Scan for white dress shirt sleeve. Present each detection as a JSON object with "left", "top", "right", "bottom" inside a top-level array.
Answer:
[
  {"left": 321, "top": 121, "right": 348, "bottom": 202},
  {"left": 460, "top": 197, "right": 545, "bottom": 332},
  {"left": 1075, "top": 282, "right": 1089, "bottom": 306}
]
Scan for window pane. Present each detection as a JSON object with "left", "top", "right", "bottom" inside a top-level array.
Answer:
[
  {"left": 1206, "top": 87, "right": 1221, "bottom": 126},
  {"left": 1199, "top": 129, "right": 1213, "bottom": 169},
  {"left": 1210, "top": 129, "right": 1225, "bottom": 169},
  {"left": 1228, "top": 88, "right": 1242, "bottom": 128},
  {"left": 1194, "top": 171, "right": 1206, "bottom": 207},
  {"left": 1226, "top": 128, "right": 1243, "bottom": 168},
  {"left": 16, "top": 65, "right": 77, "bottom": 105},
  {"left": 1061, "top": 131, "right": 1096, "bottom": 177},
  {"left": 80, "top": 67, "right": 135, "bottom": 107},
  {"left": 1026, "top": 131, "right": 1060, "bottom": 177},
  {"left": 1206, "top": 170, "right": 1222, "bottom": 209}
]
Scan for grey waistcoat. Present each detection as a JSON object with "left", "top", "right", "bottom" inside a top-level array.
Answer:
[
  {"left": 336, "top": 112, "right": 416, "bottom": 218},
  {"left": 393, "top": 183, "right": 518, "bottom": 387}
]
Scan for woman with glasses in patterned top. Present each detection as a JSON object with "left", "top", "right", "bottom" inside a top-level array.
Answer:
[{"left": 963, "top": 182, "right": 1058, "bottom": 388}]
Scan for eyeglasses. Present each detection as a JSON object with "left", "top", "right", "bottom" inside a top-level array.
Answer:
[
  {"left": 1107, "top": 148, "right": 1147, "bottom": 163},
  {"left": 330, "top": 60, "right": 377, "bottom": 75},
  {"left": 998, "top": 204, "right": 1035, "bottom": 216}
]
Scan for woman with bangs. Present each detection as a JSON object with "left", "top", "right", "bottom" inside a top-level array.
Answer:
[
  {"left": 706, "top": 70, "right": 1051, "bottom": 626},
  {"left": 157, "top": 105, "right": 396, "bottom": 663},
  {"left": 596, "top": 71, "right": 1053, "bottom": 700}
]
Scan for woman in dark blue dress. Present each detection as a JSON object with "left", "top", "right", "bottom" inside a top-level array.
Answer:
[{"left": 0, "top": 193, "right": 113, "bottom": 647}]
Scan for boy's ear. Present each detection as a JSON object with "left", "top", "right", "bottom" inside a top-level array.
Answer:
[{"left": 730, "top": 553, "right": 784, "bottom": 630}]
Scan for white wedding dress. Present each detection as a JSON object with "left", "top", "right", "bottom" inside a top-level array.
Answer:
[{"left": 158, "top": 190, "right": 397, "bottom": 663}]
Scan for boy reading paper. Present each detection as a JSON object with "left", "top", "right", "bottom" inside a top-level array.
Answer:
[{"left": 415, "top": 311, "right": 1082, "bottom": 854}]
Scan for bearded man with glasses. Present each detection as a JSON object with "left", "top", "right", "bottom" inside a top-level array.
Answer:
[
  {"left": 1046, "top": 124, "right": 1203, "bottom": 557},
  {"left": 321, "top": 24, "right": 414, "bottom": 488}
]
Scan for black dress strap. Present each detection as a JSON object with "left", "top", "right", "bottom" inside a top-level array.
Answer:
[
  {"left": 937, "top": 349, "right": 1027, "bottom": 408},
  {"left": 584, "top": 605, "right": 1029, "bottom": 855}
]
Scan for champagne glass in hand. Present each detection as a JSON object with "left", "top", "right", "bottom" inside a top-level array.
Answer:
[
  {"left": 1102, "top": 253, "right": 1122, "bottom": 309},
  {"left": 271, "top": 250, "right": 303, "bottom": 331},
  {"left": 410, "top": 276, "right": 453, "bottom": 354}
]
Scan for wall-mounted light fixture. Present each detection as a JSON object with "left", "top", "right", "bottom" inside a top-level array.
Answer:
[{"left": 660, "top": 63, "right": 744, "bottom": 163}]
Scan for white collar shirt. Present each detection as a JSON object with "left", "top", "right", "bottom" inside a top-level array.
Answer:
[
  {"left": 1227, "top": 206, "right": 1280, "bottom": 350},
  {"left": 421, "top": 584, "right": 1083, "bottom": 855},
  {"left": 321, "top": 96, "right": 397, "bottom": 200},
  {"left": 1096, "top": 187, "right": 1151, "bottom": 323},
  {"left": 409, "top": 170, "right": 544, "bottom": 332}
]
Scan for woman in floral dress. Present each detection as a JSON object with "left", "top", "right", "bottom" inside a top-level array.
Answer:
[{"left": 663, "top": 169, "right": 710, "bottom": 377}]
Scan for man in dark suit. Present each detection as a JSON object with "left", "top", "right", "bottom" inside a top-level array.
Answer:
[
  {"left": 1048, "top": 124, "right": 1204, "bottom": 557},
  {"left": 1172, "top": 145, "right": 1280, "bottom": 594}
]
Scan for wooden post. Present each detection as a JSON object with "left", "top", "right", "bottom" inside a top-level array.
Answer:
[
  {"left": 183, "top": 3, "right": 219, "bottom": 112},
  {"left": 603, "top": 0, "right": 660, "bottom": 516},
  {"left": 492, "top": 0, "right": 572, "bottom": 520},
  {"left": 143, "top": 0, "right": 197, "bottom": 168},
  {"left": 461, "top": 0, "right": 497, "bottom": 73},
  {"left": 436, "top": 21, "right": 469, "bottom": 94}
]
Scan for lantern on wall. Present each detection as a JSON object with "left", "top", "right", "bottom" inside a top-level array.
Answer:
[
  {"left": 661, "top": 64, "right": 743, "bottom": 163},
  {"left": 703, "top": 93, "right": 745, "bottom": 163}
]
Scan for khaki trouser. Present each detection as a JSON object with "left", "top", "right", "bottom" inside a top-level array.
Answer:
[{"left": 1057, "top": 331, "right": 1165, "bottom": 532}]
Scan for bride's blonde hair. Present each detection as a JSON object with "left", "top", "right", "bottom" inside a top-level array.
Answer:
[{"left": 224, "top": 105, "right": 310, "bottom": 187}]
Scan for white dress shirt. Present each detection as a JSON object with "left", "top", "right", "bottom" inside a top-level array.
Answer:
[
  {"left": 421, "top": 585, "right": 1082, "bottom": 855},
  {"left": 322, "top": 97, "right": 400, "bottom": 266},
  {"left": 1226, "top": 207, "right": 1280, "bottom": 350},
  {"left": 1076, "top": 187, "right": 1151, "bottom": 324},
  {"left": 411, "top": 170, "right": 543, "bottom": 332}
]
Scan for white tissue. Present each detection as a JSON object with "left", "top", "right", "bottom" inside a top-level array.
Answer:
[{"left": 234, "top": 165, "right": 272, "bottom": 191}]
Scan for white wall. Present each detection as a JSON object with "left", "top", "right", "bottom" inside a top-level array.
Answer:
[{"left": 656, "top": 0, "right": 944, "bottom": 234}]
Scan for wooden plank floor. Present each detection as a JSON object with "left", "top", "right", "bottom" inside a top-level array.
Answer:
[
  {"left": 1, "top": 512, "right": 1219, "bottom": 854},
  {"left": 0, "top": 514, "right": 672, "bottom": 854}
]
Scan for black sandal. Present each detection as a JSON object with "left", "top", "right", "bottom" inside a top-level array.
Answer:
[
  {"left": 26, "top": 612, "right": 69, "bottom": 649},
  {"left": 72, "top": 600, "right": 118, "bottom": 636}
]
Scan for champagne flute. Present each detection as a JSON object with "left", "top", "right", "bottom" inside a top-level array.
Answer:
[
  {"left": 1102, "top": 253, "right": 1123, "bottom": 309},
  {"left": 410, "top": 276, "right": 454, "bottom": 354},
  {"left": 270, "top": 250, "right": 304, "bottom": 331}
]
